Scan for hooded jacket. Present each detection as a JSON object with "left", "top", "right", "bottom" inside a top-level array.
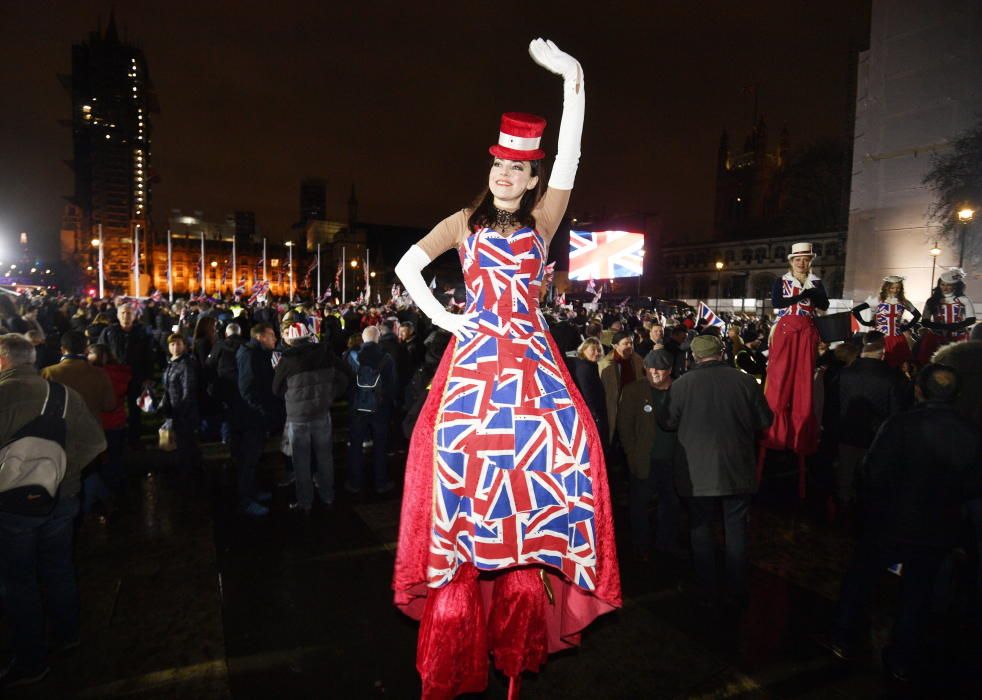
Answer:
[
  {"left": 206, "top": 334, "right": 247, "bottom": 403},
  {"left": 272, "top": 340, "right": 349, "bottom": 422},
  {"left": 160, "top": 353, "right": 199, "bottom": 424}
]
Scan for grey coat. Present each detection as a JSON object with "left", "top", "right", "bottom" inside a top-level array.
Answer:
[{"left": 658, "top": 360, "right": 773, "bottom": 497}]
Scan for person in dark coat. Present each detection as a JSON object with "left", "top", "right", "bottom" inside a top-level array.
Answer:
[
  {"left": 827, "top": 364, "right": 982, "bottom": 679},
  {"left": 207, "top": 323, "right": 248, "bottom": 445},
  {"left": 402, "top": 329, "right": 451, "bottom": 439},
  {"left": 98, "top": 303, "right": 155, "bottom": 448},
  {"left": 346, "top": 325, "right": 397, "bottom": 495},
  {"left": 658, "top": 334, "right": 773, "bottom": 605},
  {"left": 233, "top": 322, "right": 279, "bottom": 516},
  {"left": 571, "top": 338, "right": 609, "bottom": 451},
  {"left": 617, "top": 349, "right": 682, "bottom": 558},
  {"left": 551, "top": 311, "right": 583, "bottom": 356},
  {"left": 272, "top": 322, "right": 349, "bottom": 513},
  {"left": 378, "top": 318, "right": 410, "bottom": 389},
  {"left": 836, "top": 338, "right": 907, "bottom": 510},
  {"left": 160, "top": 333, "right": 200, "bottom": 473},
  {"left": 398, "top": 321, "right": 426, "bottom": 379},
  {"left": 662, "top": 326, "right": 689, "bottom": 379}
]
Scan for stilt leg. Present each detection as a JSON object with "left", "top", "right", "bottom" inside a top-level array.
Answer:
[{"left": 798, "top": 452, "right": 807, "bottom": 500}]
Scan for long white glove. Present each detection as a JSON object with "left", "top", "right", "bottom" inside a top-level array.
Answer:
[
  {"left": 394, "top": 245, "right": 478, "bottom": 341},
  {"left": 529, "top": 38, "right": 584, "bottom": 190}
]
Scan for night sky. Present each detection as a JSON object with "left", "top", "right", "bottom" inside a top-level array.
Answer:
[{"left": 0, "top": 1, "right": 870, "bottom": 257}]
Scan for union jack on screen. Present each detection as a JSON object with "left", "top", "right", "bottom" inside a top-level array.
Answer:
[{"left": 569, "top": 230, "right": 645, "bottom": 280}]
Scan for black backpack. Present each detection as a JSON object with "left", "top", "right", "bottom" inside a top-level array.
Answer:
[
  {"left": 354, "top": 356, "right": 390, "bottom": 413},
  {"left": 0, "top": 381, "right": 68, "bottom": 516}
]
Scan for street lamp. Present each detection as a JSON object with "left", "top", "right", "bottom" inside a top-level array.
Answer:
[
  {"left": 370, "top": 271, "right": 376, "bottom": 278},
  {"left": 715, "top": 261, "right": 724, "bottom": 310},
  {"left": 350, "top": 259, "right": 359, "bottom": 268},
  {"left": 929, "top": 241, "right": 942, "bottom": 291},
  {"left": 957, "top": 207, "right": 974, "bottom": 268},
  {"left": 91, "top": 238, "right": 101, "bottom": 247}
]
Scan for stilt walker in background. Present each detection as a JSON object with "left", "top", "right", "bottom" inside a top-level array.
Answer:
[
  {"left": 393, "top": 39, "right": 621, "bottom": 699},
  {"left": 850, "top": 276, "right": 920, "bottom": 368},
  {"left": 915, "top": 268, "right": 976, "bottom": 364},
  {"left": 758, "top": 242, "right": 829, "bottom": 498}
]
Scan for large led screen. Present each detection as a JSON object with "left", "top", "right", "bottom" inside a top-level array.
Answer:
[{"left": 569, "top": 230, "right": 645, "bottom": 280}]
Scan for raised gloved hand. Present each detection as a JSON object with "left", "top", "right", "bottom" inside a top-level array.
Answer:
[
  {"left": 395, "top": 245, "right": 478, "bottom": 341},
  {"left": 528, "top": 38, "right": 584, "bottom": 190},
  {"left": 529, "top": 38, "right": 582, "bottom": 85}
]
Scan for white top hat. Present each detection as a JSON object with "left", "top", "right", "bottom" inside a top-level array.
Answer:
[
  {"left": 787, "top": 242, "right": 816, "bottom": 260},
  {"left": 882, "top": 275, "right": 904, "bottom": 284},
  {"left": 939, "top": 268, "right": 965, "bottom": 285}
]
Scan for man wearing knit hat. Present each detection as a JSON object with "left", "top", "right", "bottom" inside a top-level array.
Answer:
[
  {"left": 658, "top": 333, "right": 773, "bottom": 606},
  {"left": 617, "top": 349, "right": 682, "bottom": 559},
  {"left": 599, "top": 330, "right": 645, "bottom": 445}
]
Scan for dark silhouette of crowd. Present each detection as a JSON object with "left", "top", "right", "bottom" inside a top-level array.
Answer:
[{"left": 0, "top": 286, "right": 979, "bottom": 689}]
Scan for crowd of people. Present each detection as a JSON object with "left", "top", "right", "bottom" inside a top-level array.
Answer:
[{"left": 0, "top": 268, "right": 979, "bottom": 687}]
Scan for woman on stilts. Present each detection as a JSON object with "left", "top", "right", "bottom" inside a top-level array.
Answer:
[
  {"left": 392, "top": 38, "right": 621, "bottom": 699},
  {"left": 759, "top": 242, "right": 829, "bottom": 498}
]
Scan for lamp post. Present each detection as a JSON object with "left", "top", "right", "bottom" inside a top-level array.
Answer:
[
  {"left": 929, "top": 241, "right": 942, "bottom": 293},
  {"left": 715, "top": 260, "right": 724, "bottom": 310},
  {"left": 957, "top": 207, "right": 974, "bottom": 268}
]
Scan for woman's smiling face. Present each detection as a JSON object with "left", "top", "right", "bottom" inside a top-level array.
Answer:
[{"left": 489, "top": 159, "right": 538, "bottom": 209}]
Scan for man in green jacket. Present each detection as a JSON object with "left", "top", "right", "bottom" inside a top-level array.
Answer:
[
  {"left": 0, "top": 333, "right": 107, "bottom": 689},
  {"left": 616, "top": 349, "right": 682, "bottom": 559}
]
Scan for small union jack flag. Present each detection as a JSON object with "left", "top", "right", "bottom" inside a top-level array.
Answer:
[{"left": 697, "top": 301, "right": 725, "bottom": 329}]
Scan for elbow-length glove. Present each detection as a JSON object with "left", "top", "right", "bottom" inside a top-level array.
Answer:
[
  {"left": 529, "top": 38, "right": 584, "bottom": 190},
  {"left": 395, "top": 245, "right": 478, "bottom": 341}
]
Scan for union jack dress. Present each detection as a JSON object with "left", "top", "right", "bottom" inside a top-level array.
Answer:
[
  {"left": 429, "top": 225, "right": 599, "bottom": 589},
  {"left": 394, "top": 196, "right": 621, "bottom": 695}
]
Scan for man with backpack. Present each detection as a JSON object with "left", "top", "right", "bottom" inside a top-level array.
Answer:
[
  {"left": 0, "top": 333, "right": 106, "bottom": 689},
  {"left": 346, "top": 325, "right": 397, "bottom": 495}
]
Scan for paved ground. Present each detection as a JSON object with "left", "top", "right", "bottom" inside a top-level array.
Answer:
[{"left": 2, "top": 428, "right": 980, "bottom": 699}]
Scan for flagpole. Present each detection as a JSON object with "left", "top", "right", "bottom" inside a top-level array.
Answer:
[
  {"left": 287, "top": 241, "right": 294, "bottom": 301},
  {"left": 231, "top": 235, "right": 237, "bottom": 295},
  {"left": 316, "top": 243, "right": 321, "bottom": 300},
  {"left": 262, "top": 237, "right": 267, "bottom": 282},
  {"left": 166, "top": 229, "right": 173, "bottom": 302},
  {"left": 366, "top": 248, "right": 371, "bottom": 301},
  {"left": 342, "top": 246, "right": 346, "bottom": 303},
  {"left": 133, "top": 224, "right": 140, "bottom": 297},
  {"left": 97, "top": 223, "right": 104, "bottom": 298},
  {"left": 200, "top": 232, "right": 205, "bottom": 295}
]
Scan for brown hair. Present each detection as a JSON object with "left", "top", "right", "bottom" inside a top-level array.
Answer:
[
  {"left": 878, "top": 279, "right": 909, "bottom": 305},
  {"left": 167, "top": 333, "right": 185, "bottom": 345},
  {"left": 193, "top": 315, "right": 218, "bottom": 343}
]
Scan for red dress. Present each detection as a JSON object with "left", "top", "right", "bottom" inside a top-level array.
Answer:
[{"left": 393, "top": 226, "right": 621, "bottom": 698}]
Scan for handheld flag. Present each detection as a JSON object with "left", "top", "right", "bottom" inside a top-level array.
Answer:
[{"left": 697, "top": 301, "right": 725, "bottom": 329}]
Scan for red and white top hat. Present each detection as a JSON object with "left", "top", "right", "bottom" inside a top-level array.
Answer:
[{"left": 489, "top": 112, "right": 547, "bottom": 161}]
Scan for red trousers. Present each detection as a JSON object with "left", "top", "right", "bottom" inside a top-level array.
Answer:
[
  {"left": 762, "top": 315, "right": 819, "bottom": 456},
  {"left": 417, "top": 564, "right": 548, "bottom": 700}
]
